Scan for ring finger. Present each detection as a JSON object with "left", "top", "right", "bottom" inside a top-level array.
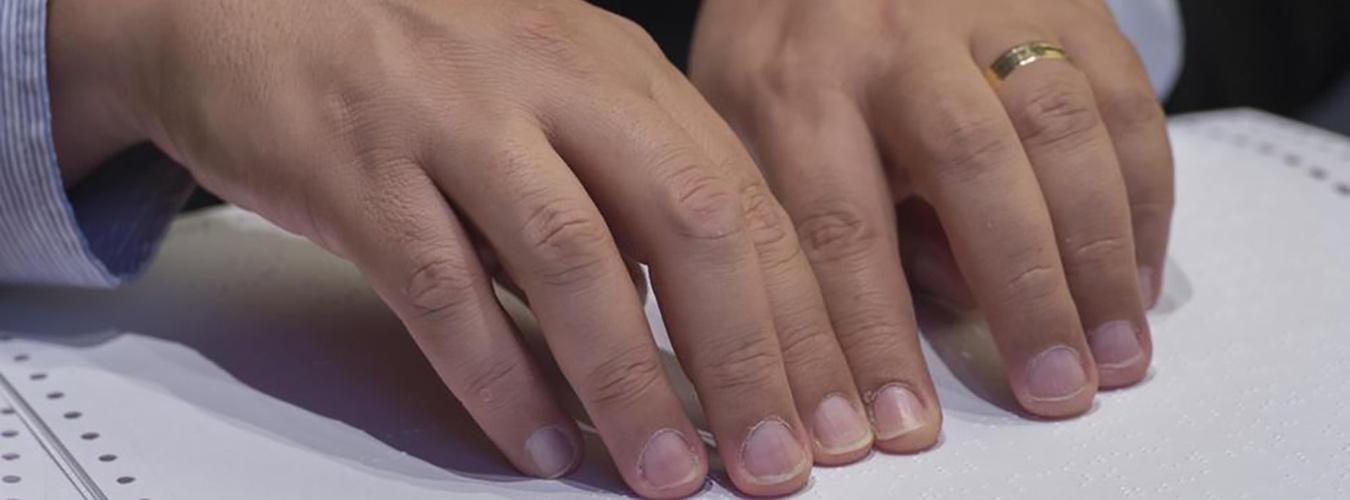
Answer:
[
  {"left": 870, "top": 37, "right": 1097, "bottom": 417},
  {"left": 973, "top": 28, "right": 1152, "bottom": 387}
]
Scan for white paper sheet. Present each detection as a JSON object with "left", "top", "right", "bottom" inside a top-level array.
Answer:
[{"left": 1, "top": 109, "right": 1348, "bottom": 499}]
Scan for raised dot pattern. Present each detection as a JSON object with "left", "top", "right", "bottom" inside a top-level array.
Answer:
[{"left": 0, "top": 350, "right": 147, "bottom": 498}]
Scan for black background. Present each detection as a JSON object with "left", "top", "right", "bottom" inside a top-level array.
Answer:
[
  {"left": 592, "top": 0, "right": 1350, "bottom": 115},
  {"left": 184, "top": 0, "right": 1350, "bottom": 210}
]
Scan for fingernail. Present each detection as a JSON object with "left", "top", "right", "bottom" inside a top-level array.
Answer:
[
  {"left": 741, "top": 418, "right": 809, "bottom": 485},
  {"left": 1138, "top": 266, "right": 1156, "bottom": 308},
  {"left": 1025, "top": 346, "right": 1088, "bottom": 402},
  {"left": 868, "top": 384, "right": 926, "bottom": 441},
  {"left": 1088, "top": 320, "right": 1143, "bottom": 369},
  {"left": 812, "top": 394, "right": 871, "bottom": 454},
  {"left": 638, "top": 429, "right": 700, "bottom": 490},
  {"left": 525, "top": 425, "right": 580, "bottom": 478}
]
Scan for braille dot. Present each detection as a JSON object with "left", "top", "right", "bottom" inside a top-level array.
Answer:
[
  {"left": 116, "top": 476, "right": 135, "bottom": 484},
  {"left": 12, "top": 354, "right": 28, "bottom": 362},
  {"left": 80, "top": 432, "right": 99, "bottom": 440},
  {"left": 1338, "top": 184, "right": 1350, "bottom": 196},
  {"left": 1, "top": 475, "right": 17, "bottom": 484},
  {"left": 46, "top": 391, "right": 64, "bottom": 400},
  {"left": 1, "top": 453, "right": 17, "bottom": 460},
  {"left": 63, "top": 411, "right": 82, "bottom": 419},
  {"left": 0, "top": 408, "right": 12, "bottom": 415},
  {"left": 1284, "top": 154, "right": 1302, "bottom": 166},
  {"left": 29, "top": 372, "right": 46, "bottom": 381},
  {"left": 98, "top": 454, "right": 117, "bottom": 462},
  {"left": 1, "top": 430, "right": 17, "bottom": 438},
  {"left": 1311, "top": 168, "right": 1328, "bottom": 180}
]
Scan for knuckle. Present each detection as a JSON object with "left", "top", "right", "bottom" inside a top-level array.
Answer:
[
  {"left": 504, "top": 3, "right": 578, "bottom": 58},
  {"left": 775, "top": 320, "right": 839, "bottom": 372},
  {"left": 740, "top": 183, "right": 801, "bottom": 268},
  {"left": 520, "top": 197, "right": 613, "bottom": 288},
  {"left": 1064, "top": 234, "right": 1131, "bottom": 269},
  {"left": 1099, "top": 86, "right": 1166, "bottom": 132},
  {"left": 924, "top": 109, "right": 1019, "bottom": 184},
  {"left": 582, "top": 345, "right": 665, "bottom": 409},
  {"left": 794, "top": 200, "right": 880, "bottom": 265},
  {"left": 831, "top": 299, "right": 905, "bottom": 346},
  {"left": 697, "top": 330, "right": 783, "bottom": 395},
  {"left": 660, "top": 161, "right": 747, "bottom": 242},
  {"left": 998, "top": 263, "right": 1063, "bottom": 308},
  {"left": 482, "top": 133, "right": 544, "bottom": 181},
  {"left": 1012, "top": 81, "right": 1103, "bottom": 151},
  {"left": 1131, "top": 198, "right": 1175, "bottom": 222},
  {"left": 755, "top": 43, "right": 838, "bottom": 101},
  {"left": 461, "top": 355, "right": 529, "bottom": 410},
  {"left": 608, "top": 13, "right": 663, "bottom": 56},
  {"left": 404, "top": 256, "right": 480, "bottom": 319},
  {"left": 836, "top": 316, "right": 913, "bottom": 366}
]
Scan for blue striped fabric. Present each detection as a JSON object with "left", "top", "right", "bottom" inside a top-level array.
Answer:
[{"left": 1, "top": 0, "right": 192, "bottom": 288}]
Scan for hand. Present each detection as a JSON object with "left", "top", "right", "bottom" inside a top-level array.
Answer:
[
  {"left": 691, "top": 0, "right": 1172, "bottom": 425},
  {"left": 47, "top": 0, "right": 899, "bottom": 495}
]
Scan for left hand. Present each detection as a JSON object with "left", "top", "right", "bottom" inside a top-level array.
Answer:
[{"left": 690, "top": 0, "right": 1173, "bottom": 445}]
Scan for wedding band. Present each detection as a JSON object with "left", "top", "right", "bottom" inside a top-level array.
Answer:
[{"left": 984, "top": 41, "right": 1070, "bottom": 86}]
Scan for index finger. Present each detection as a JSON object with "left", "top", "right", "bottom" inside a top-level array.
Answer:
[
  {"left": 549, "top": 93, "right": 814, "bottom": 495},
  {"left": 426, "top": 121, "right": 710, "bottom": 498}
]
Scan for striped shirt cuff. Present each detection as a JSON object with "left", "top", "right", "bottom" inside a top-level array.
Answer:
[{"left": 1, "top": 0, "right": 193, "bottom": 288}]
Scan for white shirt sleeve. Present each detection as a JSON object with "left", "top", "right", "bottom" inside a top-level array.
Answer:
[
  {"left": 1104, "top": 0, "right": 1185, "bottom": 100},
  {"left": 1, "top": 0, "right": 194, "bottom": 288}
]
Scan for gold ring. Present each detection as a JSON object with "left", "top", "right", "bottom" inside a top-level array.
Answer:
[{"left": 984, "top": 41, "right": 1070, "bottom": 86}]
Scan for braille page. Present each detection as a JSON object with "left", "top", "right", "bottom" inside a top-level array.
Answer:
[{"left": 0, "top": 109, "right": 1347, "bottom": 499}]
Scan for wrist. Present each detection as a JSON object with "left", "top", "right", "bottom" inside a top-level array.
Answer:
[{"left": 46, "top": 0, "right": 162, "bottom": 185}]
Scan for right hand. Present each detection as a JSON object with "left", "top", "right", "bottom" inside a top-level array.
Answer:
[{"left": 49, "top": 0, "right": 881, "bottom": 496}]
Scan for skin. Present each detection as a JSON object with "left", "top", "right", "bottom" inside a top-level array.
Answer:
[
  {"left": 691, "top": 0, "right": 1173, "bottom": 449},
  {"left": 44, "top": 0, "right": 1171, "bottom": 496},
  {"left": 47, "top": 0, "right": 840, "bottom": 496}
]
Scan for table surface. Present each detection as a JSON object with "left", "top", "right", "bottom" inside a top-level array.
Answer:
[{"left": 1, "top": 109, "right": 1348, "bottom": 499}]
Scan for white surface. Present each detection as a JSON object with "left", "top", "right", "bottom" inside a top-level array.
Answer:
[{"left": 1, "top": 109, "right": 1348, "bottom": 499}]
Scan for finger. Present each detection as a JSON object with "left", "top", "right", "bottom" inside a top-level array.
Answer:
[
  {"left": 869, "top": 40, "right": 1098, "bottom": 417},
  {"left": 1060, "top": 22, "right": 1176, "bottom": 310},
  {"left": 651, "top": 75, "right": 878, "bottom": 461},
  {"left": 427, "top": 120, "right": 708, "bottom": 498},
  {"left": 725, "top": 88, "right": 943, "bottom": 452},
  {"left": 318, "top": 161, "right": 583, "bottom": 479},
  {"left": 550, "top": 92, "right": 812, "bottom": 495},
  {"left": 974, "top": 30, "right": 1151, "bottom": 387},
  {"left": 480, "top": 243, "right": 648, "bottom": 306},
  {"left": 896, "top": 198, "right": 976, "bottom": 310}
]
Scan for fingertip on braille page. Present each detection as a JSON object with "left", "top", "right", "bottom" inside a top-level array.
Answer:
[
  {"left": 1025, "top": 346, "right": 1088, "bottom": 403},
  {"left": 638, "top": 429, "right": 701, "bottom": 491},
  {"left": 524, "top": 425, "right": 580, "bottom": 479},
  {"left": 812, "top": 394, "right": 872, "bottom": 455},
  {"left": 1088, "top": 320, "right": 1144, "bottom": 370},
  {"left": 868, "top": 384, "right": 926, "bottom": 441},
  {"left": 741, "top": 417, "right": 809, "bottom": 485}
]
